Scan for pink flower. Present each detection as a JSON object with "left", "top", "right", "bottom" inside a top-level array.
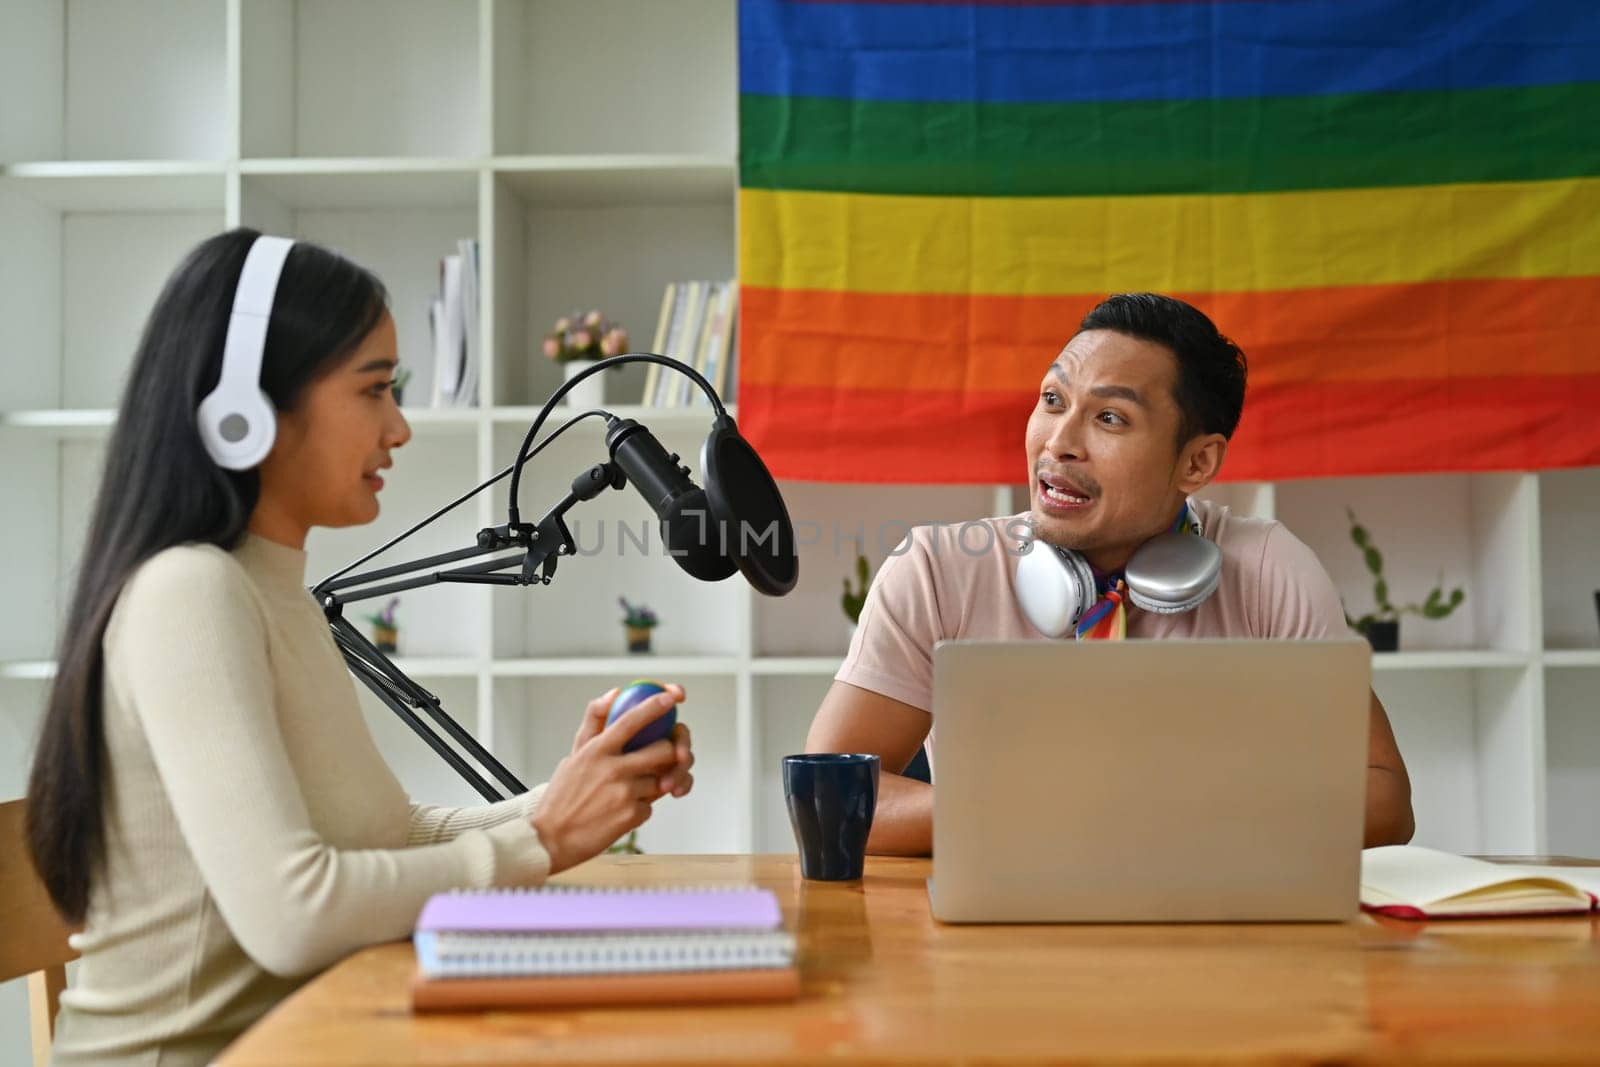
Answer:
[{"left": 535, "top": 311, "right": 625, "bottom": 365}]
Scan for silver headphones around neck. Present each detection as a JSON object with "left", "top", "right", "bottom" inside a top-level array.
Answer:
[
  {"left": 1015, "top": 506, "right": 1222, "bottom": 638},
  {"left": 197, "top": 235, "right": 295, "bottom": 470}
]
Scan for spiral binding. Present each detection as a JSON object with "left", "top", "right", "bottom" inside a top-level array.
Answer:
[{"left": 416, "top": 930, "right": 797, "bottom": 979}]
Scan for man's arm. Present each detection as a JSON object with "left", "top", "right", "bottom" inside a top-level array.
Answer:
[
  {"left": 1249, "top": 522, "right": 1415, "bottom": 847},
  {"left": 1364, "top": 687, "right": 1414, "bottom": 847},
  {"left": 806, "top": 680, "right": 934, "bottom": 856}
]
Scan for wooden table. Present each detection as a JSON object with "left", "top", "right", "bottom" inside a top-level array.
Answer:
[{"left": 220, "top": 855, "right": 1600, "bottom": 1065}]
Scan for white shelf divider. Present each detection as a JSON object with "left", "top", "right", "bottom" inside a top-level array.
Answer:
[
  {"left": 1371, "top": 651, "right": 1531, "bottom": 672},
  {"left": 389, "top": 657, "right": 482, "bottom": 679},
  {"left": 492, "top": 656, "right": 742, "bottom": 678},
  {"left": 1544, "top": 650, "right": 1600, "bottom": 668},
  {"left": 0, "top": 409, "right": 117, "bottom": 434},
  {"left": 11, "top": 650, "right": 1567, "bottom": 682},
  {"left": 0, "top": 405, "right": 728, "bottom": 438},
  {"left": 493, "top": 154, "right": 736, "bottom": 207},
  {"left": 0, "top": 408, "right": 483, "bottom": 437},
  {"left": 490, "top": 405, "right": 736, "bottom": 430},
  {"left": 0, "top": 661, "right": 57, "bottom": 681},
  {"left": 751, "top": 657, "right": 845, "bottom": 677},
  {"left": 0, "top": 161, "right": 227, "bottom": 211}
]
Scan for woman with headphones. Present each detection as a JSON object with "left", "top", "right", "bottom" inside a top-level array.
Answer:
[{"left": 26, "top": 229, "right": 696, "bottom": 1065}]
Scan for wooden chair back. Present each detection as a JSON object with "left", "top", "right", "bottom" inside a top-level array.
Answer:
[{"left": 0, "top": 799, "right": 80, "bottom": 1067}]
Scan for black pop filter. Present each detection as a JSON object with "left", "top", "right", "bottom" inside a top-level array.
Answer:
[{"left": 701, "top": 413, "right": 798, "bottom": 596}]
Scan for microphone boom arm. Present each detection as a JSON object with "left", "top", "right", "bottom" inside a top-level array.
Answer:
[
  {"left": 309, "top": 352, "right": 779, "bottom": 804},
  {"left": 311, "top": 459, "right": 628, "bottom": 802}
]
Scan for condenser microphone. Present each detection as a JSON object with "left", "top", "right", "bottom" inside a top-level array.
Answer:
[{"left": 604, "top": 417, "right": 739, "bottom": 582}]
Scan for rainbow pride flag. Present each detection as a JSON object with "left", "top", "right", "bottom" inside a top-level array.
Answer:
[{"left": 736, "top": 0, "right": 1600, "bottom": 484}]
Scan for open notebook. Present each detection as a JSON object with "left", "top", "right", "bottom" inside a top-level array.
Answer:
[
  {"left": 411, "top": 886, "right": 799, "bottom": 1011},
  {"left": 1361, "top": 846, "right": 1600, "bottom": 919}
]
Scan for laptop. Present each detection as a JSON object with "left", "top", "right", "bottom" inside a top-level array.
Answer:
[{"left": 928, "top": 639, "right": 1370, "bottom": 923}]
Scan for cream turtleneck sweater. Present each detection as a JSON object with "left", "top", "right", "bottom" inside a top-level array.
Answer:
[{"left": 51, "top": 533, "right": 551, "bottom": 1066}]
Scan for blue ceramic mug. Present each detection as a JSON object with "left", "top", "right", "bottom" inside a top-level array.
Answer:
[{"left": 782, "top": 753, "right": 880, "bottom": 881}]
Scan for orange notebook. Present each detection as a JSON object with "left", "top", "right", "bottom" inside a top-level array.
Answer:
[
  {"left": 412, "top": 966, "right": 799, "bottom": 1012},
  {"left": 1361, "top": 846, "right": 1600, "bottom": 920}
]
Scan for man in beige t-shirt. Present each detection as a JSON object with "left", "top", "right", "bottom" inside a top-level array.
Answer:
[{"left": 807, "top": 293, "right": 1414, "bottom": 855}]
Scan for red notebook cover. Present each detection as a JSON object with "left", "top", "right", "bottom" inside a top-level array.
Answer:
[{"left": 1361, "top": 893, "right": 1597, "bottom": 921}]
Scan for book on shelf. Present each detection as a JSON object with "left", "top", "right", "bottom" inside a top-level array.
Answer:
[
  {"left": 675, "top": 282, "right": 717, "bottom": 407},
  {"left": 640, "top": 279, "right": 739, "bottom": 407},
  {"left": 641, "top": 283, "right": 678, "bottom": 407},
  {"left": 411, "top": 884, "right": 799, "bottom": 1012},
  {"left": 694, "top": 281, "right": 738, "bottom": 408},
  {"left": 1361, "top": 845, "right": 1600, "bottom": 919},
  {"left": 455, "top": 238, "right": 480, "bottom": 407},
  {"left": 662, "top": 280, "right": 708, "bottom": 407},
  {"left": 425, "top": 238, "right": 480, "bottom": 409}
]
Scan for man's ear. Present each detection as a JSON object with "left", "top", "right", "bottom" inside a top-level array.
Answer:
[{"left": 1176, "top": 433, "right": 1227, "bottom": 494}]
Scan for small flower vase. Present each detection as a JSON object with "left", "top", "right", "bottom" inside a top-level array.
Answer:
[
  {"left": 625, "top": 625, "right": 653, "bottom": 654},
  {"left": 373, "top": 625, "right": 398, "bottom": 654},
  {"left": 563, "top": 361, "right": 605, "bottom": 410}
]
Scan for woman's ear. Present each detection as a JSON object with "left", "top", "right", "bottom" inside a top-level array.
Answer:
[{"left": 1176, "top": 433, "right": 1227, "bottom": 494}]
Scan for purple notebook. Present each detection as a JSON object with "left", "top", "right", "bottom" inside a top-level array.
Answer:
[{"left": 416, "top": 887, "right": 783, "bottom": 934}]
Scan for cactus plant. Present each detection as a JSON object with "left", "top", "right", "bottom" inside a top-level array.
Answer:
[{"left": 841, "top": 540, "right": 871, "bottom": 624}]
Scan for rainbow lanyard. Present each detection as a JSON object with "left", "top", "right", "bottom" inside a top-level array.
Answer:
[{"left": 1074, "top": 503, "right": 1202, "bottom": 641}]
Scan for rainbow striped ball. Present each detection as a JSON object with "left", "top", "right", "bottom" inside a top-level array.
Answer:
[{"left": 606, "top": 680, "right": 675, "bottom": 752}]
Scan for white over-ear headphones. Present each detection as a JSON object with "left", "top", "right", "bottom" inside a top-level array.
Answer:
[
  {"left": 1014, "top": 503, "right": 1222, "bottom": 638},
  {"left": 197, "top": 235, "right": 295, "bottom": 470}
]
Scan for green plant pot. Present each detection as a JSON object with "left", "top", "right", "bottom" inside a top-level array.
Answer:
[
  {"left": 1364, "top": 620, "right": 1398, "bottom": 653},
  {"left": 625, "top": 625, "right": 653, "bottom": 653},
  {"left": 373, "top": 625, "right": 398, "bottom": 654}
]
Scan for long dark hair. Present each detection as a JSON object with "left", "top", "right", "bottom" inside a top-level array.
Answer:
[{"left": 26, "top": 228, "right": 388, "bottom": 921}]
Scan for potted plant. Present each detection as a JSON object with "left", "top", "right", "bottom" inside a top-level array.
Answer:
[
  {"left": 606, "top": 830, "right": 643, "bottom": 855},
  {"left": 841, "top": 538, "right": 871, "bottom": 641},
  {"left": 364, "top": 598, "right": 401, "bottom": 653},
  {"left": 619, "top": 597, "right": 658, "bottom": 654},
  {"left": 541, "top": 309, "right": 628, "bottom": 410},
  {"left": 1343, "top": 508, "right": 1464, "bottom": 651}
]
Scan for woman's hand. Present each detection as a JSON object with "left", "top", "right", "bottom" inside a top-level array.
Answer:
[
  {"left": 571, "top": 685, "right": 695, "bottom": 800},
  {"left": 532, "top": 685, "right": 695, "bottom": 875}
]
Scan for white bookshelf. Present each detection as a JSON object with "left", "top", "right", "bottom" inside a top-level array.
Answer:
[{"left": 4, "top": 0, "right": 1600, "bottom": 876}]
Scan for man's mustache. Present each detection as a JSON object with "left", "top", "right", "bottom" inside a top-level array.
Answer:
[{"left": 1033, "top": 460, "right": 1101, "bottom": 499}]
